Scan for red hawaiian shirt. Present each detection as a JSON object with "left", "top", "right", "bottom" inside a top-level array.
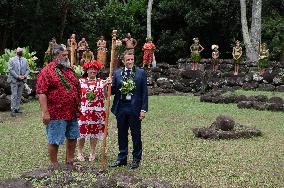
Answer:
[{"left": 36, "top": 62, "right": 81, "bottom": 120}]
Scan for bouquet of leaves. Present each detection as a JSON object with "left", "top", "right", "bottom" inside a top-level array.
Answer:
[
  {"left": 73, "top": 65, "right": 84, "bottom": 78},
  {"left": 86, "top": 91, "right": 97, "bottom": 101},
  {"left": 120, "top": 79, "right": 136, "bottom": 95}
]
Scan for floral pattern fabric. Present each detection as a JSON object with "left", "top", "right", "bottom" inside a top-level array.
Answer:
[
  {"left": 78, "top": 78, "right": 106, "bottom": 139},
  {"left": 142, "top": 42, "right": 155, "bottom": 64},
  {"left": 36, "top": 61, "right": 80, "bottom": 120}
]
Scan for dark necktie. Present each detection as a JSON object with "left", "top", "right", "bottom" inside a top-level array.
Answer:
[{"left": 126, "top": 69, "right": 131, "bottom": 78}]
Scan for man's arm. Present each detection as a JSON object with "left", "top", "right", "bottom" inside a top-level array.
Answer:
[
  {"left": 133, "top": 39, "right": 137, "bottom": 48},
  {"left": 139, "top": 70, "right": 148, "bottom": 120},
  {"left": 141, "top": 70, "right": 148, "bottom": 112},
  {"left": 111, "top": 71, "right": 117, "bottom": 95},
  {"left": 8, "top": 58, "right": 19, "bottom": 79},
  {"left": 38, "top": 94, "right": 50, "bottom": 125},
  {"left": 24, "top": 59, "right": 30, "bottom": 78}
]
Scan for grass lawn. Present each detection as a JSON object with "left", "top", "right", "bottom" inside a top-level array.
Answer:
[
  {"left": 224, "top": 89, "right": 284, "bottom": 99},
  {"left": 0, "top": 94, "right": 283, "bottom": 187}
]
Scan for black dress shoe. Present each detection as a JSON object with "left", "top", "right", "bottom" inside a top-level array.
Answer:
[
  {"left": 109, "top": 160, "right": 127, "bottom": 167},
  {"left": 15, "top": 109, "right": 22, "bottom": 113},
  {"left": 128, "top": 160, "right": 140, "bottom": 169}
]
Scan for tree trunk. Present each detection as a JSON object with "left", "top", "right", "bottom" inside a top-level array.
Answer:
[
  {"left": 281, "top": 43, "right": 284, "bottom": 63},
  {"left": 251, "top": 0, "right": 262, "bottom": 54},
  {"left": 147, "top": 0, "right": 154, "bottom": 38},
  {"left": 0, "top": 29, "right": 8, "bottom": 54},
  {"left": 59, "top": 0, "right": 68, "bottom": 41},
  {"left": 240, "top": 0, "right": 262, "bottom": 62}
]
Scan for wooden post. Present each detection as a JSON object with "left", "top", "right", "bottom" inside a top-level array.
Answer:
[{"left": 99, "top": 30, "right": 117, "bottom": 172}]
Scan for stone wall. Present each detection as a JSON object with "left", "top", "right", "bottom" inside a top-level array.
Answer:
[
  {"left": 147, "top": 59, "right": 284, "bottom": 95},
  {"left": 0, "top": 75, "right": 36, "bottom": 111}
]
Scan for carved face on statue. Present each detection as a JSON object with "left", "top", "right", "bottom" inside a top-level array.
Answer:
[
  {"left": 193, "top": 37, "right": 199, "bottom": 44},
  {"left": 127, "top": 33, "right": 131, "bottom": 39},
  {"left": 71, "top": 34, "right": 76, "bottom": 39},
  {"left": 261, "top": 43, "right": 267, "bottom": 50},
  {"left": 236, "top": 41, "right": 241, "bottom": 47}
]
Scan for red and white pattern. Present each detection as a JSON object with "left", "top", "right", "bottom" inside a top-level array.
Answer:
[
  {"left": 78, "top": 78, "right": 106, "bottom": 139},
  {"left": 36, "top": 61, "right": 80, "bottom": 120},
  {"left": 142, "top": 42, "right": 156, "bottom": 65}
]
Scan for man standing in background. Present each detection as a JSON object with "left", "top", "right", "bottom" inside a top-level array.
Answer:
[{"left": 7, "top": 47, "right": 30, "bottom": 117}]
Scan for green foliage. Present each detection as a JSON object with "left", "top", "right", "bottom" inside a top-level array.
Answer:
[
  {"left": 0, "top": 48, "right": 15, "bottom": 75},
  {"left": 120, "top": 79, "right": 136, "bottom": 95},
  {"left": 0, "top": 0, "right": 283, "bottom": 66},
  {"left": 262, "top": 12, "right": 284, "bottom": 60},
  {"left": 73, "top": 64, "right": 84, "bottom": 78},
  {"left": 0, "top": 47, "right": 38, "bottom": 76}
]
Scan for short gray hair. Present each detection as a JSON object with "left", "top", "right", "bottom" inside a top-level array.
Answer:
[{"left": 52, "top": 44, "right": 67, "bottom": 56}]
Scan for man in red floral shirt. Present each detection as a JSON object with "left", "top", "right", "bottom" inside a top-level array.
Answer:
[{"left": 36, "top": 44, "right": 81, "bottom": 168}]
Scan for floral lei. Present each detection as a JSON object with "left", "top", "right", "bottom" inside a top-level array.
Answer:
[
  {"left": 120, "top": 67, "right": 136, "bottom": 95},
  {"left": 85, "top": 78, "right": 98, "bottom": 101},
  {"left": 121, "top": 66, "right": 136, "bottom": 80},
  {"left": 54, "top": 67, "right": 71, "bottom": 91}
]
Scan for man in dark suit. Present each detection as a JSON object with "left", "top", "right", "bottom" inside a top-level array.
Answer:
[{"left": 110, "top": 51, "right": 148, "bottom": 169}]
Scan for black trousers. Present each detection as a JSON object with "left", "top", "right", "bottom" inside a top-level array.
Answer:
[{"left": 116, "top": 101, "right": 142, "bottom": 162}]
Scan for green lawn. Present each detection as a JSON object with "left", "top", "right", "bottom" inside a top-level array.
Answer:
[{"left": 0, "top": 95, "right": 283, "bottom": 187}]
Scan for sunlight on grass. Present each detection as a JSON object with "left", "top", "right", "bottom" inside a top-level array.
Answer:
[{"left": 0, "top": 96, "right": 283, "bottom": 187}]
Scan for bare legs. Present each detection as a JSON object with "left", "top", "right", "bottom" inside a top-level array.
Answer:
[
  {"left": 212, "top": 64, "right": 219, "bottom": 71},
  {"left": 48, "top": 138, "right": 77, "bottom": 167},
  {"left": 234, "top": 64, "right": 240, "bottom": 75},
  {"left": 66, "top": 139, "right": 77, "bottom": 164},
  {"left": 77, "top": 138, "right": 98, "bottom": 161},
  {"left": 142, "top": 62, "right": 151, "bottom": 69},
  {"left": 89, "top": 138, "right": 98, "bottom": 161},
  {"left": 48, "top": 144, "right": 59, "bottom": 166},
  {"left": 77, "top": 138, "right": 85, "bottom": 161},
  {"left": 191, "top": 62, "right": 199, "bottom": 70}
]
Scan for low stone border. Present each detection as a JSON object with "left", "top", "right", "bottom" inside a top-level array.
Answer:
[
  {"left": 192, "top": 115, "right": 262, "bottom": 139},
  {"left": 200, "top": 92, "right": 284, "bottom": 112},
  {"left": 0, "top": 163, "right": 202, "bottom": 188},
  {"left": 193, "top": 125, "right": 262, "bottom": 139}
]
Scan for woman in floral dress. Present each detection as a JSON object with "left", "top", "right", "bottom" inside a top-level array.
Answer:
[
  {"left": 142, "top": 37, "right": 156, "bottom": 68},
  {"left": 77, "top": 61, "right": 108, "bottom": 161}
]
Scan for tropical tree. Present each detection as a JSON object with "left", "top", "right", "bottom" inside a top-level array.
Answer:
[
  {"left": 240, "top": 0, "right": 262, "bottom": 62},
  {"left": 147, "top": 0, "right": 154, "bottom": 38}
]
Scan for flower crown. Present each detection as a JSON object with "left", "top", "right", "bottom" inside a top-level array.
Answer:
[{"left": 82, "top": 61, "right": 103, "bottom": 70}]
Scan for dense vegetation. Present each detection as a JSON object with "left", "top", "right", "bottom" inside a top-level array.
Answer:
[{"left": 0, "top": 0, "right": 283, "bottom": 66}]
